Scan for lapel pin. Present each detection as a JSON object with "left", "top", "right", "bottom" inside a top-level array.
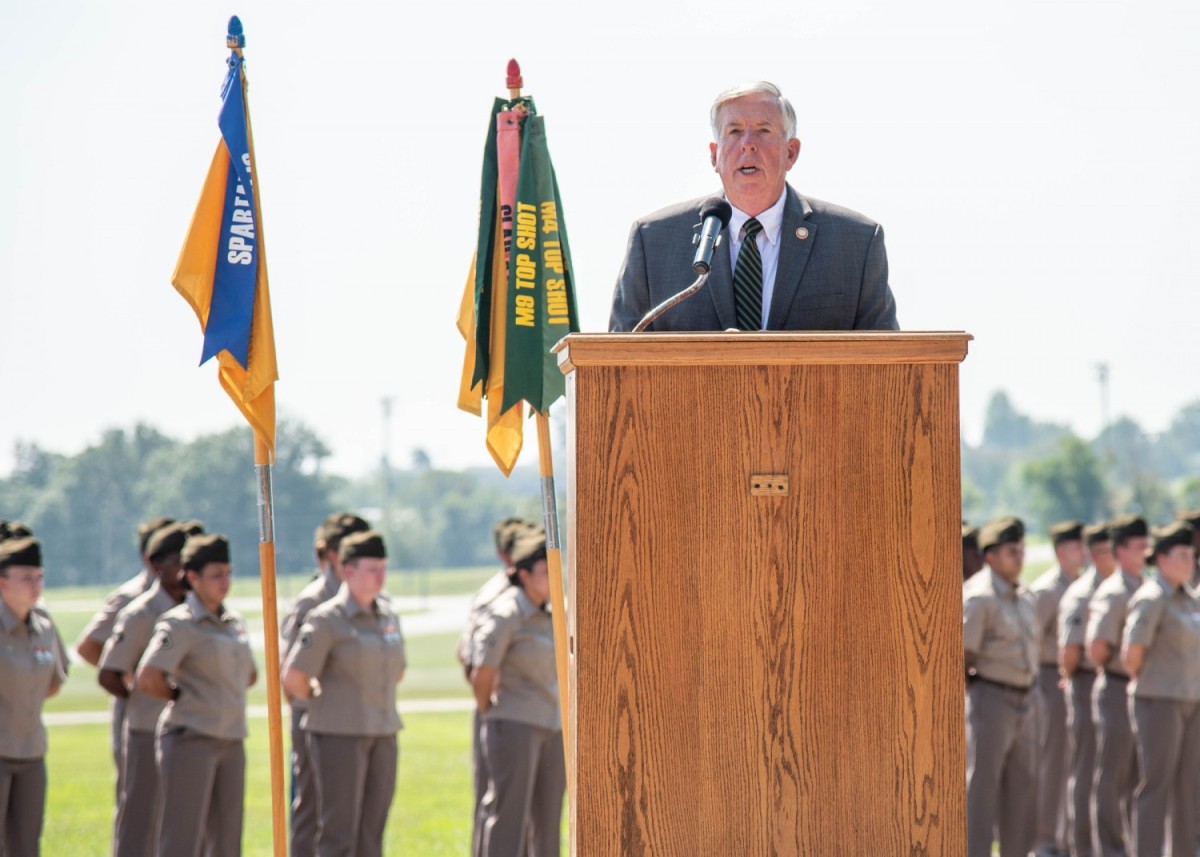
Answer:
[{"left": 795, "top": 227, "right": 809, "bottom": 240}]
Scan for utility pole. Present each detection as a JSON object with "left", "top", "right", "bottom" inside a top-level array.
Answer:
[
  {"left": 381, "top": 396, "right": 396, "bottom": 515},
  {"left": 1095, "top": 362, "right": 1111, "bottom": 456}
]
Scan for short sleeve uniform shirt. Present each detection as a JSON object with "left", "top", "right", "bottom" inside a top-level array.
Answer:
[
  {"left": 284, "top": 585, "right": 406, "bottom": 737},
  {"left": 139, "top": 591, "right": 255, "bottom": 741},
  {"left": 0, "top": 599, "right": 66, "bottom": 759}
]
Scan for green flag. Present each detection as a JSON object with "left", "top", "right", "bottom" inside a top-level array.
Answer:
[{"left": 500, "top": 113, "right": 580, "bottom": 414}]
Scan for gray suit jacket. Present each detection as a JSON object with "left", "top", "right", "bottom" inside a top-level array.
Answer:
[{"left": 609, "top": 185, "right": 898, "bottom": 331}]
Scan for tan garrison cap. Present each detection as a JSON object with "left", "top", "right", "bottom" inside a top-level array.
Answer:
[{"left": 979, "top": 517, "right": 1025, "bottom": 552}]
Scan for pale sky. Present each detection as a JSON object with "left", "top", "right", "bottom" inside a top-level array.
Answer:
[{"left": 2, "top": 0, "right": 1197, "bottom": 479}]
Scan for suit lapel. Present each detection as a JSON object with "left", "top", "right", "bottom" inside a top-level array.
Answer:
[
  {"left": 767, "top": 186, "right": 816, "bottom": 329},
  {"left": 706, "top": 223, "right": 736, "bottom": 330}
]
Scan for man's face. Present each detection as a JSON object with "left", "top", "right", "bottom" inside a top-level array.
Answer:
[
  {"left": 709, "top": 93, "right": 800, "bottom": 216},
  {"left": 1157, "top": 545, "right": 1196, "bottom": 587},
  {"left": 1088, "top": 540, "right": 1116, "bottom": 575},
  {"left": 188, "top": 562, "right": 233, "bottom": 608},
  {"left": 155, "top": 553, "right": 186, "bottom": 598},
  {"left": 1114, "top": 537, "right": 1149, "bottom": 574},
  {"left": 985, "top": 540, "right": 1025, "bottom": 582},
  {"left": 1055, "top": 539, "right": 1087, "bottom": 574},
  {"left": 345, "top": 557, "right": 386, "bottom": 606},
  {"left": 519, "top": 559, "right": 551, "bottom": 607},
  {"left": 0, "top": 565, "right": 43, "bottom": 615}
]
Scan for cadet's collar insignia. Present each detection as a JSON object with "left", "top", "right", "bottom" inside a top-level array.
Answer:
[
  {"left": 299, "top": 631, "right": 313, "bottom": 650},
  {"left": 159, "top": 632, "right": 172, "bottom": 650}
]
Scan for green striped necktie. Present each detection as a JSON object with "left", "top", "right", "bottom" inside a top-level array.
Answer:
[{"left": 733, "top": 217, "right": 763, "bottom": 331}]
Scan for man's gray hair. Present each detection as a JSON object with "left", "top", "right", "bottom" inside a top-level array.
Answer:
[{"left": 709, "top": 81, "right": 797, "bottom": 140}]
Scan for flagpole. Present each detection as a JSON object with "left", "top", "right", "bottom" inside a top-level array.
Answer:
[
  {"left": 506, "top": 57, "right": 573, "bottom": 782},
  {"left": 230, "top": 19, "right": 287, "bottom": 857},
  {"left": 253, "top": 437, "right": 287, "bottom": 857}
]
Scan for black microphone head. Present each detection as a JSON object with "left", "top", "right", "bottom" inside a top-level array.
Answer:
[{"left": 700, "top": 197, "right": 733, "bottom": 228}]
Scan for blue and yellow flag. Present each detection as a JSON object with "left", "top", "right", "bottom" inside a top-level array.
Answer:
[{"left": 173, "top": 17, "right": 277, "bottom": 453}]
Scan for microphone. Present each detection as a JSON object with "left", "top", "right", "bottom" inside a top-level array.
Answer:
[{"left": 691, "top": 197, "right": 733, "bottom": 274}]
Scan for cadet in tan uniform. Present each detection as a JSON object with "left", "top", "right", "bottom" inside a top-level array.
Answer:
[
  {"left": 1120, "top": 522, "right": 1200, "bottom": 857},
  {"left": 279, "top": 512, "right": 369, "bottom": 857},
  {"left": 962, "top": 523, "right": 983, "bottom": 583},
  {"left": 1178, "top": 509, "right": 1200, "bottom": 584},
  {"left": 1057, "top": 521, "right": 1115, "bottom": 857},
  {"left": 1085, "top": 513, "right": 1149, "bottom": 857},
  {"left": 0, "top": 537, "right": 66, "bottom": 857},
  {"left": 75, "top": 513, "right": 176, "bottom": 831},
  {"left": 456, "top": 517, "right": 535, "bottom": 857},
  {"left": 98, "top": 523, "right": 192, "bottom": 857},
  {"left": 137, "top": 534, "right": 257, "bottom": 857},
  {"left": 282, "top": 530, "right": 405, "bottom": 857},
  {"left": 472, "top": 529, "right": 565, "bottom": 857},
  {"left": 1030, "top": 520, "right": 1086, "bottom": 857},
  {"left": 2, "top": 523, "right": 69, "bottom": 680},
  {"left": 963, "top": 516, "right": 1038, "bottom": 857}
]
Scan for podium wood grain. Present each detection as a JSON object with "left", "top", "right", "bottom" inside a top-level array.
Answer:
[{"left": 561, "top": 334, "right": 969, "bottom": 857}]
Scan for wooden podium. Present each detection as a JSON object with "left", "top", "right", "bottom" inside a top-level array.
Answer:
[{"left": 555, "top": 332, "right": 971, "bottom": 857}]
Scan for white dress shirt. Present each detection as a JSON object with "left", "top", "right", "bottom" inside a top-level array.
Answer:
[{"left": 727, "top": 189, "right": 787, "bottom": 329}]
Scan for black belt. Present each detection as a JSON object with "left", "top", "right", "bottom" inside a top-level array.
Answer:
[
  {"left": 971, "top": 675, "right": 1034, "bottom": 694},
  {"left": 1103, "top": 669, "right": 1130, "bottom": 683}
]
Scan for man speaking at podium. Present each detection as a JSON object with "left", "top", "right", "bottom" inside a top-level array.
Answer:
[{"left": 609, "top": 81, "right": 899, "bottom": 332}]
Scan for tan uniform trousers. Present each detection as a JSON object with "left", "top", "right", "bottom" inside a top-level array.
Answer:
[
  {"left": 473, "top": 707, "right": 488, "bottom": 857},
  {"left": 966, "top": 678, "right": 1038, "bottom": 857},
  {"left": 309, "top": 732, "right": 397, "bottom": 857},
  {"left": 0, "top": 756, "right": 46, "bottom": 857},
  {"left": 1036, "top": 665, "right": 1070, "bottom": 855},
  {"left": 290, "top": 707, "right": 318, "bottom": 857},
  {"left": 1131, "top": 697, "right": 1200, "bottom": 857},
  {"left": 481, "top": 719, "right": 565, "bottom": 857},
  {"left": 114, "top": 728, "right": 159, "bottom": 857},
  {"left": 157, "top": 727, "right": 245, "bottom": 857},
  {"left": 1092, "top": 674, "right": 1136, "bottom": 857},
  {"left": 1067, "top": 670, "right": 1097, "bottom": 857}
]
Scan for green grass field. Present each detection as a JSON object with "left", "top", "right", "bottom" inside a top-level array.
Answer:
[
  {"left": 40, "top": 569, "right": 568, "bottom": 854},
  {"left": 44, "top": 712, "right": 486, "bottom": 855}
]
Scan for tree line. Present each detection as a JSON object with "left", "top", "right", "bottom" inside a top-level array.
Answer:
[
  {"left": 963, "top": 393, "right": 1200, "bottom": 532},
  {"left": 4, "top": 394, "right": 1196, "bottom": 585},
  {"left": 0, "top": 421, "right": 541, "bottom": 586}
]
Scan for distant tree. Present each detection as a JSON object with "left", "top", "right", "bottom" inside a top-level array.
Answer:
[
  {"left": 143, "top": 419, "right": 336, "bottom": 577},
  {"left": 981, "top": 391, "right": 1070, "bottom": 453},
  {"left": 1177, "top": 477, "right": 1200, "bottom": 512},
  {"left": 1021, "top": 436, "right": 1108, "bottom": 531},
  {"left": 1156, "top": 400, "right": 1200, "bottom": 478},
  {"left": 983, "top": 392, "right": 1034, "bottom": 449},
  {"left": 2, "top": 425, "right": 176, "bottom": 585}
]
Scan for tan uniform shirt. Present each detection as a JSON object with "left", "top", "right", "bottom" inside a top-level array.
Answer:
[
  {"left": 1029, "top": 565, "right": 1075, "bottom": 666},
  {"left": 473, "top": 586, "right": 560, "bottom": 730},
  {"left": 139, "top": 592, "right": 255, "bottom": 741},
  {"left": 284, "top": 585, "right": 406, "bottom": 737},
  {"left": 962, "top": 568, "right": 1038, "bottom": 688},
  {"left": 99, "top": 581, "right": 180, "bottom": 733},
  {"left": 279, "top": 569, "right": 340, "bottom": 712},
  {"left": 77, "top": 569, "right": 154, "bottom": 647},
  {"left": 0, "top": 599, "right": 66, "bottom": 759},
  {"left": 1125, "top": 577, "right": 1200, "bottom": 701},
  {"left": 1085, "top": 569, "right": 1142, "bottom": 677},
  {"left": 1058, "top": 568, "right": 1103, "bottom": 671},
  {"left": 455, "top": 570, "right": 513, "bottom": 668}
]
